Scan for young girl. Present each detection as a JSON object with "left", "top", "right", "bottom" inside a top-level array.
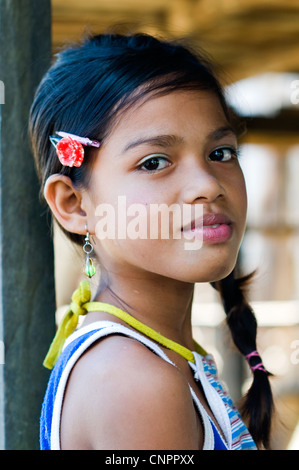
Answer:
[{"left": 29, "top": 32, "right": 274, "bottom": 450}]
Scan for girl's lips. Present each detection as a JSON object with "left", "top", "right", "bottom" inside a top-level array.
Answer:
[
  {"left": 181, "top": 213, "right": 233, "bottom": 243},
  {"left": 200, "top": 223, "right": 232, "bottom": 243}
]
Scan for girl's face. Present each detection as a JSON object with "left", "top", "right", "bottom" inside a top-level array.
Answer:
[{"left": 83, "top": 90, "right": 247, "bottom": 283}]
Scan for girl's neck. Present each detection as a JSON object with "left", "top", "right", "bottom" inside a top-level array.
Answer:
[{"left": 94, "top": 271, "right": 195, "bottom": 349}]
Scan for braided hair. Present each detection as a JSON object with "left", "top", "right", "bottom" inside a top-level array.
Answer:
[{"left": 212, "top": 269, "right": 274, "bottom": 449}]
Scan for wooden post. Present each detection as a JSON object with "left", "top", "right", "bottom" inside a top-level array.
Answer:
[{"left": 0, "top": 0, "right": 55, "bottom": 449}]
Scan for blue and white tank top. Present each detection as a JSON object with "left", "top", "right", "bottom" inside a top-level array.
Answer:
[{"left": 40, "top": 321, "right": 257, "bottom": 450}]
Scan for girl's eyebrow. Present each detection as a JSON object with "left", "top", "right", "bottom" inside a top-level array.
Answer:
[
  {"left": 208, "top": 125, "right": 237, "bottom": 141},
  {"left": 121, "top": 134, "right": 184, "bottom": 153},
  {"left": 120, "top": 126, "right": 236, "bottom": 155}
]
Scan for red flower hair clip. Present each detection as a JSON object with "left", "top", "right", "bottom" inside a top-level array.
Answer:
[{"left": 50, "top": 131, "right": 101, "bottom": 167}]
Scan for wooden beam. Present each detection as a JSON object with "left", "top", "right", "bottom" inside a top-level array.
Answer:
[
  {"left": 240, "top": 108, "right": 299, "bottom": 145},
  {"left": 50, "top": 0, "right": 299, "bottom": 82},
  {"left": 0, "top": 0, "right": 55, "bottom": 450}
]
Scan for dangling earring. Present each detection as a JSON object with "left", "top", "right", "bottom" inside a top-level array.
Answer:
[{"left": 83, "top": 226, "right": 96, "bottom": 278}]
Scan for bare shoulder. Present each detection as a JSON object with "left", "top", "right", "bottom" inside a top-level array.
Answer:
[{"left": 60, "top": 333, "right": 201, "bottom": 450}]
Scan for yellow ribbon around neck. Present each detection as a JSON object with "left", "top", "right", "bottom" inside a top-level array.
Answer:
[
  {"left": 43, "top": 280, "right": 91, "bottom": 369},
  {"left": 43, "top": 281, "right": 207, "bottom": 370}
]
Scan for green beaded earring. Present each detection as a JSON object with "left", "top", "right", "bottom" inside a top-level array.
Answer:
[{"left": 83, "top": 227, "right": 96, "bottom": 278}]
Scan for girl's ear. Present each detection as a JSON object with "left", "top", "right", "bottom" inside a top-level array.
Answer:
[{"left": 44, "top": 174, "right": 87, "bottom": 235}]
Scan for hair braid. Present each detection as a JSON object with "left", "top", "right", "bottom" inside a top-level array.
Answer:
[{"left": 212, "top": 270, "right": 274, "bottom": 449}]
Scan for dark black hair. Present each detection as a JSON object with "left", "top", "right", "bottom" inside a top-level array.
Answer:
[
  {"left": 29, "top": 31, "right": 273, "bottom": 448},
  {"left": 29, "top": 32, "right": 229, "bottom": 212}
]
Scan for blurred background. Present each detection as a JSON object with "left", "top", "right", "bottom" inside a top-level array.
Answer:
[{"left": 51, "top": 0, "right": 299, "bottom": 450}]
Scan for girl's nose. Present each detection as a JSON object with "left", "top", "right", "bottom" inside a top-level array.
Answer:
[{"left": 180, "top": 163, "right": 224, "bottom": 205}]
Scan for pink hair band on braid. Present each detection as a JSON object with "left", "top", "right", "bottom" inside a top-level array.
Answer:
[{"left": 245, "top": 350, "right": 267, "bottom": 373}]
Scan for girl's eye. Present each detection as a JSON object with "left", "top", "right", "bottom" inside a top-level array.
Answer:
[
  {"left": 209, "top": 147, "right": 238, "bottom": 162},
  {"left": 138, "top": 154, "right": 171, "bottom": 172}
]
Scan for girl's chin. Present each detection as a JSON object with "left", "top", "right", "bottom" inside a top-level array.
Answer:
[
  {"left": 97, "top": 238, "right": 239, "bottom": 283},
  {"left": 150, "top": 262, "right": 236, "bottom": 285},
  {"left": 166, "top": 255, "right": 238, "bottom": 284}
]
